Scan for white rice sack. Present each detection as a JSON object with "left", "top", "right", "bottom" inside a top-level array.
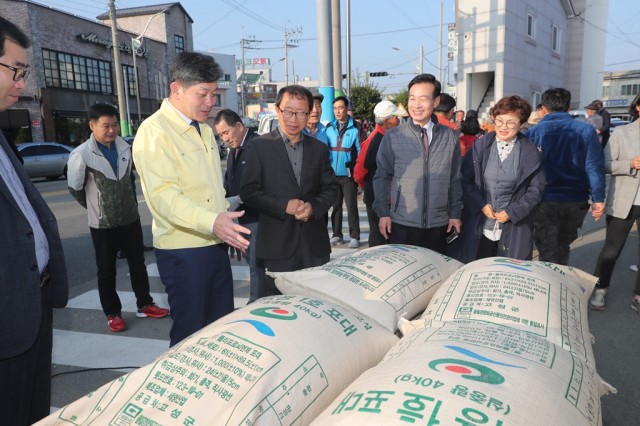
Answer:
[
  {"left": 38, "top": 295, "right": 398, "bottom": 426},
  {"left": 312, "top": 322, "right": 614, "bottom": 426},
  {"left": 270, "top": 244, "right": 462, "bottom": 332},
  {"left": 404, "top": 258, "right": 598, "bottom": 363}
]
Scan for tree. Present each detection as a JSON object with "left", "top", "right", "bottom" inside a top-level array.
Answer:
[
  {"left": 390, "top": 89, "right": 409, "bottom": 112},
  {"left": 349, "top": 81, "right": 382, "bottom": 123}
]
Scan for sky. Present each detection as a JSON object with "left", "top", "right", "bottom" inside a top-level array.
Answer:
[{"left": 46, "top": 0, "right": 640, "bottom": 94}]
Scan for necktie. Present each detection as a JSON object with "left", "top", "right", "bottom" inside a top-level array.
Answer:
[
  {"left": 421, "top": 128, "right": 429, "bottom": 152},
  {"left": 190, "top": 120, "right": 201, "bottom": 136}
]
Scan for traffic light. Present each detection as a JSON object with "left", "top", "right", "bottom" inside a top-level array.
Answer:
[{"left": 368, "top": 71, "right": 388, "bottom": 77}]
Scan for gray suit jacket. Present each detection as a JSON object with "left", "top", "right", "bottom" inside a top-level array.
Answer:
[
  {"left": 604, "top": 121, "right": 640, "bottom": 218},
  {"left": 0, "top": 133, "right": 68, "bottom": 359}
]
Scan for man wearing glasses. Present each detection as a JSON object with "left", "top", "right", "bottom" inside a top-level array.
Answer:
[
  {"left": 0, "top": 17, "right": 68, "bottom": 424},
  {"left": 241, "top": 85, "right": 338, "bottom": 296}
]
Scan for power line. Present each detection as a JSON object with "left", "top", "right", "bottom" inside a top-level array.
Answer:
[{"left": 221, "top": 0, "right": 284, "bottom": 33}]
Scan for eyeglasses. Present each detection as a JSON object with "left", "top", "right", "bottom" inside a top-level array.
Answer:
[
  {"left": 494, "top": 118, "right": 519, "bottom": 129},
  {"left": 0, "top": 62, "right": 30, "bottom": 82},
  {"left": 279, "top": 108, "right": 309, "bottom": 121}
]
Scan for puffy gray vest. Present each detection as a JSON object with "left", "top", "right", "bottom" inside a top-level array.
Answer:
[{"left": 483, "top": 142, "right": 520, "bottom": 232}]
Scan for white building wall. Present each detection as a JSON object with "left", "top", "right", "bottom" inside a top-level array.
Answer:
[
  {"left": 456, "top": 0, "right": 608, "bottom": 113},
  {"left": 201, "top": 52, "right": 238, "bottom": 115}
]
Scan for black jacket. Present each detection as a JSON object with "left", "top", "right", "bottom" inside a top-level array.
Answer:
[{"left": 225, "top": 129, "right": 259, "bottom": 224}]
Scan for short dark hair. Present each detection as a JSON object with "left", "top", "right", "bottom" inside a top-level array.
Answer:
[
  {"left": 541, "top": 88, "right": 571, "bottom": 113},
  {"left": 88, "top": 103, "right": 118, "bottom": 121},
  {"left": 214, "top": 109, "right": 243, "bottom": 126},
  {"left": 491, "top": 96, "right": 532, "bottom": 124},
  {"left": 408, "top": 74, "right": 442, "bottom": 98},
  {"left": 0, "top": 17, "right": 30, "bottom": 56},
  {"left": 434, "top": 93, "right": 456, "bottom": 113},
  {"left": 275, "top": 85, "right": 313, "bottom": 112},
  {"left": 333, "top": 96, "right": 349, "bottom": 108},
  {"left": 629, "top": 94, "right": 640, "bottom": 120},
  {"left": 170, "top": 52, "right": 222, "bottom": 87},
  {"left": 591, "top": 99, "right": 604, "bottom": 110},
  {"left": 460, "top": 116, "right": 480, "bottom": 136},
  {"left": 535, "top": 103, "right": 543, "bottom": 111}
]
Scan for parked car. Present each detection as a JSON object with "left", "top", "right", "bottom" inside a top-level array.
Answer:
[
  {"left": 17, "top": 142, "right": 73, "bottom": 180},
  {"left": 610, "top": 118, "right": 629, "bottom": 134},
  {"left": 257, "top": 113, "right": 279, "bottom": 135}
]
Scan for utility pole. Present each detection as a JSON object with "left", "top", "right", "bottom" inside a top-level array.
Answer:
[
  {"left": 345, "top": 0, "right": 352, "bottom": 96},
  {"left": 438, "top": 0, "right": 443, "bottom": 82},
  {"left": 284, "top": 24, "right": 302, "bottom": 86},
  {"left": 419, "top": 45, "right": 424, "bottom": 74},
  {"left": 108, "top": 0, "right": 128, "bottom": 136},
  {"left": 239, "top": 34, "right": 256, "bottom": 117}
]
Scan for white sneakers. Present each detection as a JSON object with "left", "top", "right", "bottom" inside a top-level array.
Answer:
[{"left": 589, "top": 288, "right": 607, "bottom": 311}]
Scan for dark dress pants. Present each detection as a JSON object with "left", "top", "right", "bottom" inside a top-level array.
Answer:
[
  {"left": 90, "top": 219, "right": 153, "bottom": 316},
  {"left": 0, "top": 286, "right": 53, "bottom": 425},
  {"left": 534, "top": 201, "right": 589, "bottom": 265},
  {"left": 155, "top": 244, "right": 234, "bottom": 347},
  {"left": 365, "top": 202, "right": 387, "bottom": 247},
  {"left": 389, "top": 222, "right": 448, "bottom": 255},
  {"left": 331, "top": 176, "right": 361, "bottom": 239},
  {"left": 593, "top": 205, "right": 640, "bottom": 295}
]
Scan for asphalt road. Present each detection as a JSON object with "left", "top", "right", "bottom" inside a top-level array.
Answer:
[{"left": 36, "top": 175, "right": 640, "bottom": 425}]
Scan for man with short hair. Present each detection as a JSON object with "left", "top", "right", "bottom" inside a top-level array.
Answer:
[
  {"left": 214, "top": 109, "right": 265, "bottom": 303},
  {"left": 0, "top": 17, "right": 69, "bottom": 424},
  {"left": 593, "top": 99, "right": 611, "bottom": 146},
  {"left": 374, "top": 74, "right": 462, "bottom": 255},
  {"left": 526, "top": 88, "right": 605, "bottom": 265},
  {"left": 326, "top": 96, "right": 362, "bottom": 248},
  {"left": 434, "top": 93, "right": 459, "bottom": 131},
  {"left": 241, "top": 85, "right": 339, "bottom": 296},
  {"left": 67, "top": 103, "right": 168, "bottom": 332},
  {"left": 304, "top": 92, "right": 329, "bottom": 145},
  {"left": 133, "top": 52, "right": 250, "bottom": 346},
  {"left": 454, "top": 109, "right": 465, "bottom": 129},
  {"left": 354, "top": 100, "right": 404, "bottom": 247},
  {"left": 585, "top": 102, "right": 604, "bottom": 142}
]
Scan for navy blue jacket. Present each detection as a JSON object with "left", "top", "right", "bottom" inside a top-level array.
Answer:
[
  {"left": 225, "top": 129, "right": 259, "bottom": 224},
  {"left": 457, "top": 132, "right": 546, "bottom": 262},
  {"left": 525, "top": 112, "right": 605, "bottom": 203}
]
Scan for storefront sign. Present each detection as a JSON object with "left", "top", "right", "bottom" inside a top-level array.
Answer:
[
  {"left": 604, "top": 99, "right": 628, "bottom": 107},
  {"left": 77, "top": 33, "right": 149, "bottom": 58},
  {"left": 32, "top": 120, "right": 41, "bottom": 128}
]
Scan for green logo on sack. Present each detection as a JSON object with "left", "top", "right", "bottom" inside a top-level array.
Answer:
[{"left": 250, "top": 307, "right": 298, "bottom": 320}]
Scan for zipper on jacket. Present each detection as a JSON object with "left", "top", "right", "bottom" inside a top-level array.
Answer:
[
  {"left": 394, "top": 185, "right": 402, "bottom": 212},
  {"left": 423, "top": 134, "right": 429, "bottom": 228}
]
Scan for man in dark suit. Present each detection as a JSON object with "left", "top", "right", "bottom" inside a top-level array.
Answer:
[
  {"left": 214, "top": 109, "right": 265, "bottom": 302},
  {"left": 241, "top": 85, "right": 339, "bottom": 296},
  {"left": 0, "top": 17, "right": 69, "bottom": 424}
]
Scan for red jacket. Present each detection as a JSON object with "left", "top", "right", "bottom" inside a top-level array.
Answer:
[
  {"left": 354, "top": 124, "right": 385, "bottom": 187},
  {"left": 459, "top": 134, "right": 477, "bottom": 156}
]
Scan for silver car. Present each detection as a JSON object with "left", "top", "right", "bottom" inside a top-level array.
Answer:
[{"left": 17, "top": 142, "right": 73, "bottom": 180}]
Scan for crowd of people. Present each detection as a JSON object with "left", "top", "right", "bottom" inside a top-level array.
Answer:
[{"left": 4, "top": 16, "right": 640, "bottom": 424}]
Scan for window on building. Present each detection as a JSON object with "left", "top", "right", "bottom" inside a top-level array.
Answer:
[
  {"left": 122, "top": 64, "right": 137, "bottom": 97},
  {"left": 551, "top": 25, "right": 561, "bottom": 53},
  {"left": 215, "top": 94, "right": 222, "bottom": 106},
  {"left": 531, "top": 91, "right": 541, "bottom": 109},
  {"left": 224, "top": 74, "right": 231, "bottom": 81},
  {"left": 527, "top": 13, "right": 536, "bottom": 39},
  {"left": 621, "top": 84, "right": 640, "bottom": 96},
  {"left": 42, "top": 49, "right": 112, "bottom": 94},
  {"left": 603, "top": 85, "right": 610, "bottom": 98},
  {"left": 175, "top": 35, "right": 185, "bottom": 53}
]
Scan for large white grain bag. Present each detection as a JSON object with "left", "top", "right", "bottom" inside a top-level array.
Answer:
[
  {"left": 38, "top": 295, "right": 398, "bottom": 426},
  {"left": 270, "top": 244, "right": 462, "bottom": 332},
  {"left": 404, "top": 257, "right": 598, "bottom": 363},
  {"left": 312, "top": 322, "right": 614, "bottom": 426}
]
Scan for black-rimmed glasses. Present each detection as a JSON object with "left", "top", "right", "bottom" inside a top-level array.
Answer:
[
  {"left": 0, "top": 62, "right": 30, "bottom": 82},
  {"left": 278, "top": 108, "right": 309, "bottom": 121}
]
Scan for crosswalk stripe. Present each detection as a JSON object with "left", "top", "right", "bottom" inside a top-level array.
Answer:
[{"left": 52, "top": 329, "right": 169, "bottom": 369}]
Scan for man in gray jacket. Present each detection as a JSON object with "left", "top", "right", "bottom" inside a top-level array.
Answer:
[
  {"left": 68, "top": 103, "right": 168, "bottom": 332},
  {"left": 373, "top": 74, "right": 462, "bottom": 255}
]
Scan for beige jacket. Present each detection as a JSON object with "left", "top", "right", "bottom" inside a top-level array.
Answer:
[{"left": 604, "top": 120, "right": 640, "bottom": 218}]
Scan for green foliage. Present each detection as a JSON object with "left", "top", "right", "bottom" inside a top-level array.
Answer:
[
  {"left": 390, "top": 89, "right": 409, "bottom": 112},
  {"left": 350, "top": 82, "right": 382, "bottom": 122}
]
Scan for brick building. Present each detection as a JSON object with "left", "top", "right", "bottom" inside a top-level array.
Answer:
[{"left": 0, "top": 1, "right": 223, "bottom": 146}]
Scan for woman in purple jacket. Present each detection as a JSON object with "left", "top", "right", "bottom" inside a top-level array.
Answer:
[{"left": 458, "top": 96, "right": 546, "bottom": 262}]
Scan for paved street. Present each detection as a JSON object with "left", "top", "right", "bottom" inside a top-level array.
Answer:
[{"left": 37, "top": 175, "right": 639, "bottom": 425}]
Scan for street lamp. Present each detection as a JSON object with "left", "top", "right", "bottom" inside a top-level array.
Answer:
[
  {"left": 392, "top": 46, "right": 424, "bottom": 74},
  {"left": 131, "top": 8, "right": 169, "bottom": 126}
]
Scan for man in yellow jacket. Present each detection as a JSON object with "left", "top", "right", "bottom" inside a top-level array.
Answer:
[{"left": 133, "top": 52, "right": 249, "bottom": 346}]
